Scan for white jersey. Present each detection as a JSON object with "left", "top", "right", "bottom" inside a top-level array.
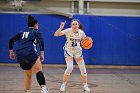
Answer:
[{"left": 61, "top": 28, "right": 86, "bottom": 50}]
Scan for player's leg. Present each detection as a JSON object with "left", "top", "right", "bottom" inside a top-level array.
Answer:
[
  {"left": 75, "top": 57, "right": 90, "bottom": 92},
  {"left": 64, "top": 57, "right": 73, "bottom": 83},
  {"left": 18, "top": 55, "right": 33, "bottom": 93},
  {"left": 60, "top": 48, "right": 74, "bottom": 92},
  {"left": 24, "top": 69, "right": 32, "bottom": 93},
  {"left": 32, "top": 57, "right": 49, "bottom": 93},
  {"left": 60, "top": 57, "right": 73, "bottom": 92}
]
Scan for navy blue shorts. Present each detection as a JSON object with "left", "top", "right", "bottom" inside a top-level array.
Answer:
[{"left": 16, "top": 52, "right": 39, "bottom": 70}]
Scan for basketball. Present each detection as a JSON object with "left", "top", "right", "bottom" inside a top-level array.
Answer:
[{"left": 81, "top": 37, "right": 93, "bottom": 49}]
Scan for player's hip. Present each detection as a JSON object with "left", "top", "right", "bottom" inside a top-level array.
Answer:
[{"left": 16, "top": 51, "right": 39, "bottom": 70}]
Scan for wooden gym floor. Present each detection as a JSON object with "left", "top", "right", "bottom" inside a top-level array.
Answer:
[{"left": 0, "top": 64, "right": 140, "bottom": 93}]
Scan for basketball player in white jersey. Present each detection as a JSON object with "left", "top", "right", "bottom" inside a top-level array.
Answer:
[{"left": 54, "top": 19, "right": 90, "bottom": 92}]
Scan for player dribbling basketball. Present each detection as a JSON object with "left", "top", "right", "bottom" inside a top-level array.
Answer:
[{"left": 54, "top": 19, "right": 90, "bottom": 92}]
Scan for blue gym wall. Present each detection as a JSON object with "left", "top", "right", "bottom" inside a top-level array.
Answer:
[{"left": 0, "top": 13, "right": 140, "bottom": 66}]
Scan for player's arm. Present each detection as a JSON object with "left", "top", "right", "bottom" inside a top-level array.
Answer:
[
  {"left": 81, "top": 30, "right": 86, "bottom": 39},
  {"left": 54, "top": 21, "right": 66, "bottom": 37},
  {"left": 37, "top": 32, "right": 44, "bottom": 62},
  {"left": 9, "top": 33, "right": 20, "bottom": 60}
]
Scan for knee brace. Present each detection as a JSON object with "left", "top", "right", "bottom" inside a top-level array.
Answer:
[
  {"left": 77, "top": 60, "right": 87, "bottom": 76},
  {"left": 36, "top": 71, "right": 46, "bottom": 86},
  {"left": 64, "top": 61, "right": 73, "bottom": 75}
]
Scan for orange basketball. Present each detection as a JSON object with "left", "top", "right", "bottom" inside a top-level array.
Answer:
[{"left": 81, "top": 37, "right": 93, "bottom": 49}]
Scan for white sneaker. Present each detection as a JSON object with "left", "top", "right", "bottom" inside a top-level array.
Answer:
[
  {"left": 60, "top": 83, "right": 66, "bottom": 92},
  {"left": 40, "top": 86, "right": 49, "bottom": 93},
  {"left": 83, "top": 84, "right": 90, "bottom": 92},
  {"left": 40, "top": 89, "right": 49, "bottom": 93},
  {"left": 25, "top": 90, "right": 31, "bottom": 93}
]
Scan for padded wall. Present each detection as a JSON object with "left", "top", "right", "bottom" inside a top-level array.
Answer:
[{"left": 0, "top": 14, "right": 139, "bottom": 65}]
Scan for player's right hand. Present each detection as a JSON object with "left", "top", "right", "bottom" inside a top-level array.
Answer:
[
  {"left": 9, "top": 51, "right": 15, "bottom": 60},
  {"left": 60, "top": 21, "right": 66, "bottom": 29}
]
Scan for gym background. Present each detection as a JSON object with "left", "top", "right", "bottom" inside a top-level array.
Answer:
[{"left": 0, "top": 0, "right": 140, "bottom": 66}]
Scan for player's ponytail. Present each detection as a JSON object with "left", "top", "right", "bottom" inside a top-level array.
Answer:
[
  {"left": 28, "top": 15, "right": 38, "bottom": 27},
  {"left": 79, "top": 23, "right": 84, "bottom": 31}
]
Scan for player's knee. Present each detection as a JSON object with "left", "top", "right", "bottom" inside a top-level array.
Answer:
[
  {"left": 77, "top": 60, "right": 87, "bottom": 76},
  {"left": 26, "top": 73, "right": 32, "bottom": 79},
  {"left": 80, "top": 66, "right": 87, "bottom": 76},
  {"left": 65, "top": 66, "right": 73, "bottom": 75},
  {"left": 65, "top": 61, "right": 73, "bottom": 75},
  {"left": 81, "top": 72, "right": 87, "bottom": 76},
  {"left": 25, "top": 70, "right": 32, "bottom": 79},
  {"left": 75, "top": 57, "right": 83, "bottom": 62}
]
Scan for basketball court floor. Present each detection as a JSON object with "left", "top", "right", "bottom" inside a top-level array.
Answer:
[{"left": 0, "top": 64, "right": 140, "bottom": 93}]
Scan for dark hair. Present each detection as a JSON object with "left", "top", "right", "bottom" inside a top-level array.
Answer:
[
  {"left": 79, "top": 23, "right": 84, "bottom": 31},
  {"left": 28, "top": 15, "right": 38, "bottom": 27},
  {"left": 34, "top": 19, "right": 38, "bottom": 25},
  {"left": 71, "top": 19, "right": 80, "bottom": 25}
]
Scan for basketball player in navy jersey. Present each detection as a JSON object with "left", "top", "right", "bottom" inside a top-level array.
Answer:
[{"left": 9, "top": 15, "right": 49, "bottom": 93}]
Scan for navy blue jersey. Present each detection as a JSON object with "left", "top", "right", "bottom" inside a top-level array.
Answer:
[{"left": 9, "top": 27, "right": 44, "bottom": 56}]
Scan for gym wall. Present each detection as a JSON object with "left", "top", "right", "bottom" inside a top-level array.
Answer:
[{"left": 0, "top": 13, "right": 139, "bottom": 65}]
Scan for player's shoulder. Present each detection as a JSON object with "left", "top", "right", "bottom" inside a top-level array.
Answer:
[
  {"left": 62, "top": 28, "right": 72, "bottom": 35},
  {"left": 19, "top": 28, "right": 28, "bottom": 33},
  {"left": 18, "top": 30, "right": 24, "bottom": 35},
  {"left": 64, "top": 28, "right": 72, "bottom": 31},
  {"left": 78, "top": 29, "right": 85, "bottom": 34}
]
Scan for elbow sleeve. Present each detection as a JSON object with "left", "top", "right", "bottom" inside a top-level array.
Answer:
[
  {"left": 9, "top": 39, "right": 14, "bottom": 50},
  {"left": 39, "top": 40, "right": 44, "bottom": 51}
]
